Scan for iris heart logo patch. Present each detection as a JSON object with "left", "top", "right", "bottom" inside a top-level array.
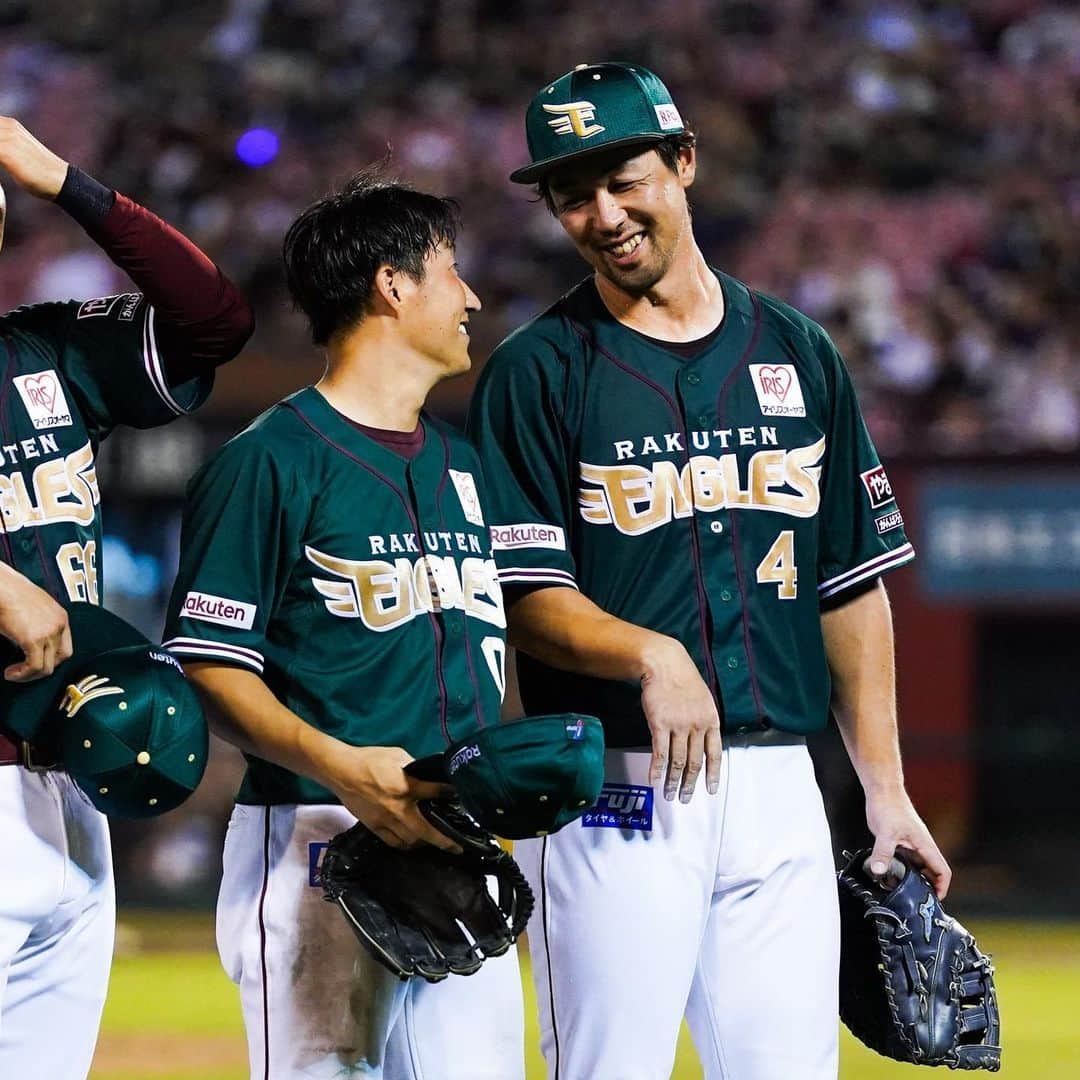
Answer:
[
  {"left": 14, "top": 371, "right": 73, "bottom": 430},
  {"left": 748, "top": 363, "right": 806, "bottom": 417}
]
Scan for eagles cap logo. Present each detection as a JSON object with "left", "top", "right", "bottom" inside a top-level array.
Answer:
[
  {"left": 543, "top": 101, "right": 605, "bottom": 139},
  {"left": 59, "top": 674, "right": 124, "bottom": 717}
]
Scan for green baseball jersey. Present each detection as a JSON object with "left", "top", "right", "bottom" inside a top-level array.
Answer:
[
  {"left": 0, "top": 294, "right": 211, "bottom": 614},
  {"left": 467, "top": 272, "right": 913, "bottom": 746},
  {"left": 163, "top": 387, "right": 507, "bottom": 806}
]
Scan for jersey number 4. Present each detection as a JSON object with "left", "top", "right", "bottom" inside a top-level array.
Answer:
[{"left": 756, "top": 530, "right": 797, "bottom": 599}]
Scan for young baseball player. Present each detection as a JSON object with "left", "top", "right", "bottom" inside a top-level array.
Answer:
[
  {"left": 467, "top": 63, "right": 951, "bottom": 1080},
  {"left": 163, "top": 174, "right": 523, "bottom": 1079},
  {"left": 0, "top": 117, "right": 252, "bottom": 1079}
]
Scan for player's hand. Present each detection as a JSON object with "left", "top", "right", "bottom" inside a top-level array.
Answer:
[
  {"left": 640, "top": 637, "right": 722, "bottom": 803},
  {"left": 0, "top": 565, "right": 73, "bottom": 682},
  {"left": 864, "top": 788, "right": 951, "bottom": 899},
  {"left": 326, "top": 745, "right": 461, "bottom": 852},
  {"left": 0, "top": 117, "right": 69, "bottom": 199}
]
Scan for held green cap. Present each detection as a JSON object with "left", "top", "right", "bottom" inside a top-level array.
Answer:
[
  {"left": 1, "top": 603, "right": 208, "bottom": 819},
  {"left": 407, "top": 713, "right": 605, "bottom": 839},
  {"left": 511, "top": 62, "right": 685, "bottom": 184}
]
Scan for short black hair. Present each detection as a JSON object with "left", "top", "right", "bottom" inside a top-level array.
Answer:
[
  {"left": 538, "top": 130, "right": 697, "bottom": 214},
  {"left": 283, "top": 167, "right": 459, "bottom": 345}
]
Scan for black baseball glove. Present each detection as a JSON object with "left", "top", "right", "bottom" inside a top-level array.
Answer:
[
  {"left": 320, "top": 799, "right": 534, "bottom": 983},
  {"left": 838, "top": 848, "right": 1001, "bottom": 1070}
]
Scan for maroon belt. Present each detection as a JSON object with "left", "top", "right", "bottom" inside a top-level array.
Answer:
[{"left": 0, "top": 731, "right": 62, "bottom": 770}]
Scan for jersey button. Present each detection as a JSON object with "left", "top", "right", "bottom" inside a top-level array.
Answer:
[
  {"left": 727, "top": 656, "right": 739, "bottom": 669},
  {"left": 720, "top": 589, "right": 732, "bottom": 601},
  {"left": 686, "top": 372, "right": 701, "bottom": 386},
  {"left": 697, "top": 414, "right": 710, "bottom": 427},
  {"left": 455, "top": 692, "right": 468, "bottom": 706}
]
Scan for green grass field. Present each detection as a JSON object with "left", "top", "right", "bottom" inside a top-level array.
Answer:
[{"left": 91, "top": 917, "right": 1077, "bottom": 1079}]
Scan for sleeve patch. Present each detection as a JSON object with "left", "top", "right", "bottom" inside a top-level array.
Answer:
[
  {"left": 76, "top": 295, "right": 122, "bottom": 319},
  {"left": 860, "top": 465, "right": 895, "bottom": 509},
  {"left": 490, "top": 523, "right": 567, "bottom": 551},
  {"left": 181, "top": 591, "right": 257, "bottom": 629},
  {"left": 875, "top": 510, "right": 905, "bottom": 534}
]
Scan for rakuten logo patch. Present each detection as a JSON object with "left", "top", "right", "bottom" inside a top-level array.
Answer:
[
  {"left": 182, "top": 591, "right": 256, "bottom": 630},
  {"left": 490, "top": 523, "right": 566, "bottom": 551}
]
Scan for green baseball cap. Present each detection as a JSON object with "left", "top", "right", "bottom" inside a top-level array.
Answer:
[
  {"left": 407, "top": 713, "right": 605, "bottom": 839},
  {"left": 511, "top": 62, "right": 686, "bottom": 184},
  {"left": 1, "top": 603, "right": 208, "bottom": 818}
]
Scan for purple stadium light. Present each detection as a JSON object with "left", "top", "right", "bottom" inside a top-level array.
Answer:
[{"left": 235, "top": 128, "right": 280, "bottom": 167}]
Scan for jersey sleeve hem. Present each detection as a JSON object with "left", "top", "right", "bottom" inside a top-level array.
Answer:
[
  {"left": 817, "top": 543, "right": 915, "bottom": 600},
  {"left": 164, "top": 636, "right": 265, "bottom": 674},
  {"left": 143, "top": 306, "right": 211, "bottom": 415},
  {"left": 495, "top": 566, "right": 579, "bottom": 590}
]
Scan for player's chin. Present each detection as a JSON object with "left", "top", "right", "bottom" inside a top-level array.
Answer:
[{"left": 601, "top": 260, "right": 663, "bottom": 294}]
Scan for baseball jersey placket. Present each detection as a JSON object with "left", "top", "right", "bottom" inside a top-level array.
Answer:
[
  {"left": 286, "top": 401, "right": 453, "bottom": 745},
  {"left": 675, "top": 357, "right": 760, "bottom": 730},
  {"left": 572, "top": 317, "right": 722, "bottom": 706},
  {"left": 404, "top": 438, "right": 458, "bottom": 746}
]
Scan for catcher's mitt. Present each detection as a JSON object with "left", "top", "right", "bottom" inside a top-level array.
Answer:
[
  {"left": 838, "top": 848, "right": 1001, "bottom": 1071},
  {"left": 320, "top": 799, "right": 534, "bottom": 983}
]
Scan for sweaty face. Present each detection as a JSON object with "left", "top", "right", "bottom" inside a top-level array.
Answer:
[
  {"left": 546, "top": 146, "right": 695, "bottom": 295},
  {"left": 401, "top": 244, "right": 481, "bottom": 376}
]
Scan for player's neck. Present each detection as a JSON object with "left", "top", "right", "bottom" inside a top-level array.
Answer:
[
  {"left": 594, "top": 242, "right": 723, "bottom": 342},
  {"left": 318, "top": 332, "right": 435, "bottom": 432}
]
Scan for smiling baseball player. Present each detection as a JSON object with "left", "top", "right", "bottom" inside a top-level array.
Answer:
[
  {"left": 467, "top": 63, "right": 951, "bottom": 1079},
  {"left": 0, "top": 116, "right": 251, "bottom": 1080},
  {"left": 163, "top": 172, "right": 523, "bottom": 1079}
]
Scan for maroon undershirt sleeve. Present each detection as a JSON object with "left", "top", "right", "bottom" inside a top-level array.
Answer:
[{"left": 55, "top": 166, "right": 254, "bottom": 384}]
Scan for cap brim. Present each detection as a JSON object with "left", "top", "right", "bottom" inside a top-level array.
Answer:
[
  {"left": 404, "top": 753, "right": 448, "bottom": 783},
  {"left": 509, "top": 133, "right": 670, "bottom": 184},
  {"left": 0, "top": 603, "right": 148, "bottom": 740}
]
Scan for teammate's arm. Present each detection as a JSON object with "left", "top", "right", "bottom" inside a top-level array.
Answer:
[
  {"left": 821, "top": 579, "right": 951, "bottom": 898},
  {"left": 0, "top": 115, "right": 253, "bottom": 383},
  {"left": 184, "top": 662, "right": 459, "bottom": 852},
  {"left": 0, "top": 563, "right": 73, "bottom": 682},
  {"left": 509, "top": 586, "right": 721, "bottom": 802}
]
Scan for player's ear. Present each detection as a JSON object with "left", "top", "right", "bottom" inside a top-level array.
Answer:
[
  {"left": 371, "top": 263, "right": 408, "bottom": 314},
  {"left": 677, "top": 144, "right": 696, "bottom": 189}
]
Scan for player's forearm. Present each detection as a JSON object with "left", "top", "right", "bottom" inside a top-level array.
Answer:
[
  {"left": 821, "top": 580, "right": 905, "bottom": 795},
  {"left": 184, "top": 661, "right": 349, "bottom": 791},
  {"left": 55, "top": 166, "right": 254, "bottom": 377},
  {"left": 508, "top": 585, "right": 685, "bottom": 683}
]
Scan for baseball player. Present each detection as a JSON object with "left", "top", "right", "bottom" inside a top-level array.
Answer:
[
  {"left": 0, "top": 117, "right": 252, "bottom": 1079},
  {"left": 162, "top": 173, "right": 523, "bottom": 1079},
  {"left": 467, "top": 63, "right": 951, "bottom": 1080}
]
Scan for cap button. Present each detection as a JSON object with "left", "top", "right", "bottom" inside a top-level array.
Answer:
[
  {"left": 148, "top": 797, "right": 158, "bottom": 807},
  {"left": 136, "top": 751, "right": 151, "bottom": 766},
  {"left": 574, "top": 63, "right": 590, "bottom": 71},
  {"left": 538, "top": 794, "right": 549, "bottom": 802}
]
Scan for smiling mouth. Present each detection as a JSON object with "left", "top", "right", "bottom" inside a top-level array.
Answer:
[{"left": 606, "top": 233, "right": 645, "bottom": 258}]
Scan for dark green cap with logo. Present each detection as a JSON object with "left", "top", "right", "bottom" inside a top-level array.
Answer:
[
  {"left": 407, "top": 713, "right": 605, "bottom": 839},
  {"left": 511, "top": 62, "right": 686, "bottom": 184},
  {"left": 1, "top": 603, "right": 208, "bottom": 819}
]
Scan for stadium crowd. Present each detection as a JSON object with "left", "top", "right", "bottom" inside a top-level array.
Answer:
[{"left": 1, "top": 0, "right": 1077, "bottom": 456}]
